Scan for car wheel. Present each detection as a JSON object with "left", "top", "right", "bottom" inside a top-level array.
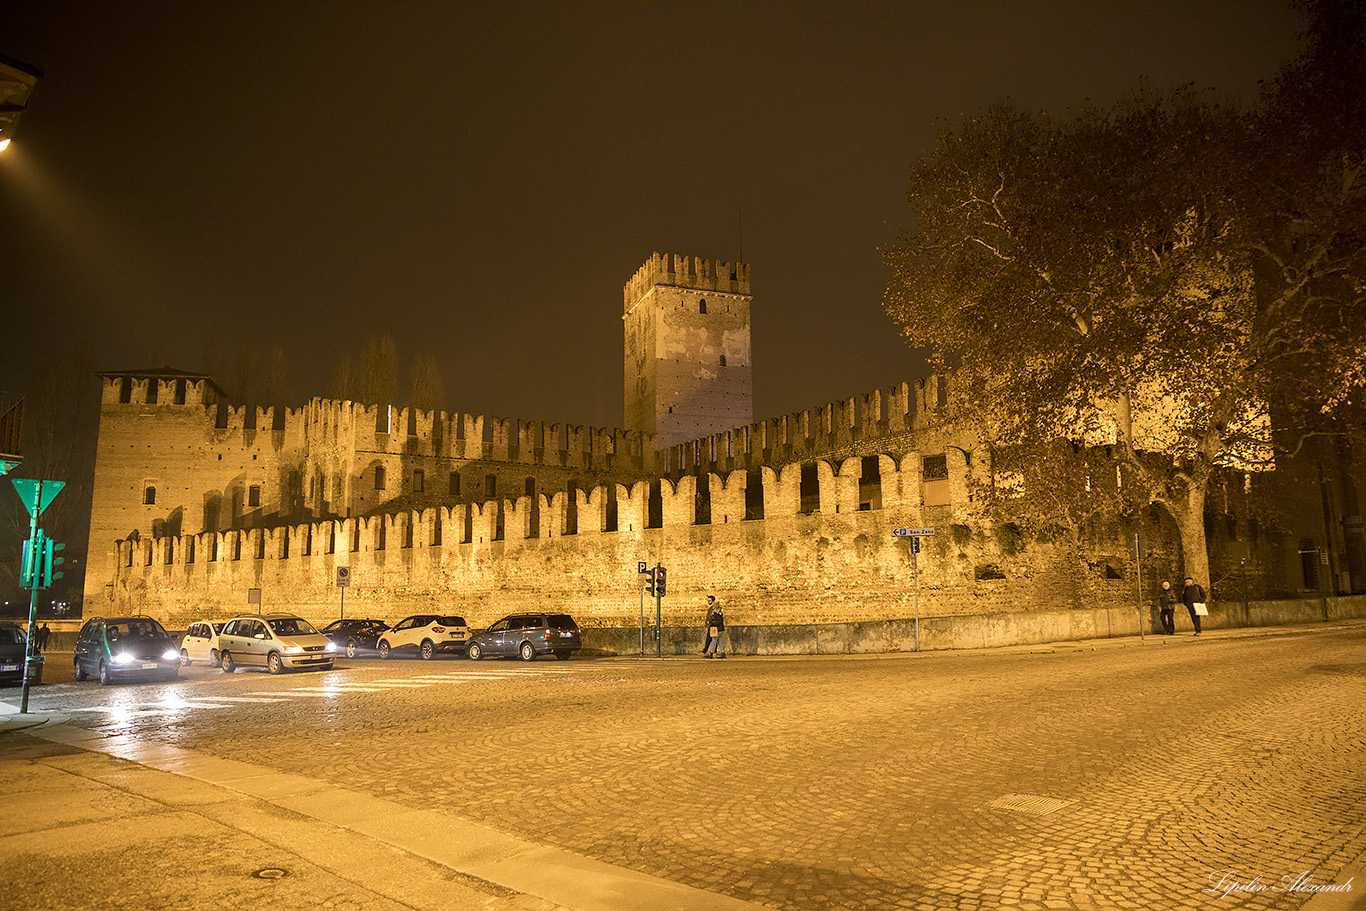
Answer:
[
  {"left": 467, "top": 643, "right": 483, "bottom": 661},
  {"left": 99, "top": 661, "right": 112, "bottom": 686},
  {"left": 378, "top": 640, "right": 391, "bottom": 659},
  {"left": 420, "top": 639, "right": 435, "bottom": 660},
  {"left": 221, "top": 651, "right": 236, "bottom": 673},
  {"left": 267, "top": 652, "right": 285, "bottom": 675},
  {"left": 210, "top": 649, "right": 221, "bottom": 668},
  {"left": 554, "top": 650, "right": 571, "bottom": 660},
  {"left": 74, "top": 658, "right": 88, "bottom": 681},
  {"left": 346, "top": 639, "right": 358, "bottom": 659},
  {"left": 519, "top": 642, "right": 536, "bottom": 662},
  {"left": 180, "top": 649, "right": 191, "bottom": 667}
]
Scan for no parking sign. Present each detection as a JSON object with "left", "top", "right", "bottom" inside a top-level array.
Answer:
[{"left": 336, "top": 566, "right": 351, "bottom": 587}]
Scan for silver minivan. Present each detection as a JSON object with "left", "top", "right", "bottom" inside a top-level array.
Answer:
[{"left": 218, "top": 614, "right": 336, "bottom": 674}]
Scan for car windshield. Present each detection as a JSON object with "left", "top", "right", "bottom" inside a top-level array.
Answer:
[
  {"left": 0, "top": 627, "right": 25, "bottom": 645},
  {"left": 268, "top": 617, "right": 318, "bottom": 636},
  {"left": 109, "top": 619, "right": 172, "bottom": 641},
  {"left": 438, "top": 616, "right": 465, "bottom": 626},
  {"left": 547, "top": 614, "right": 579, "bottom": 630}
]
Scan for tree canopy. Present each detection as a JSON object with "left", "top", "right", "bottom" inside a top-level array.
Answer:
[{"left": 882, "top": 0, "right": 1365, "bottom": 585}]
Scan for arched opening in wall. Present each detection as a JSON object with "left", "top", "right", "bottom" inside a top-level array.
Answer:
[
  {"left": 449, "top": 471, "right": 461, "bottom": 496},
  {"left": 303, "top": 527, "right": 312, "bottom": 557},
  {"left": 185, "top": 537, "right": 195, "bottom": 564},
  {"left": 860, "top": 456, "right": 882, "bottom": 511},
  {"left": 233, "top": 534, "right": 243, "bottom": 561},
  {"left": 745, "top": 469, "right": 764, "bottom": 520},
  {"left": 280, "top": 531, "right": 290, "bottom": 559},
  {"left": 648, "top": 480, "right": 663, "bottom": 528},
  {"left": 403, "top": 517, "right": 414, "bottom": 548},
  {"left": 254, "top": 532, "right": 266, "bottom": 560},
  {"left": 605, "top": 484, "right": 619, "bottom": 533},
  {"left": 799, "top": 463, "right": 820, "bottom": 515},
  {"left": 118, "top": 377, "right": 132, "bottom": 404},
  {"left": 565, "top": 481, "right": 579, "bottom": 535},
  {"left": 144, "top": 543, "right": 153, "bottom": 566},
  {"left": 695, "top": 473, "right": 712, "bottom": 525},
  {"left": 144, "top": 486, "right": 157, "bottom": 506},
  {"left": 350, "top": 526, "right": 361, "bottom": 553},
  {"left": 374, "top": 466, "right": 387, "bottom": 491},
  {"left": 494, "top": 501, "right": 505, "bottom": 541},
  {"left": 208, "top": 535, "right": 218, "bottom": 562},
  {"left": 413, "top": 470, "right": 425, "bottom": 493},
  {"left": 326, "top": 525, "right": 336, "bottom": 555},
  {"left": 922, "top": 454, "right": 949, "bottom": 507},
  {"left": 699, "top": 299, "right": 707, "bottom": 314},
  {"left": 146, "top": 381, "right": 158, "bottom": 404},
  {"left": 163, "top": 540, "right": 174, "bottom": 565},
  {"left": 484, "top": 474, "right": 497, "bottom": 498},
  {"left": 431, "top": 513, "right": 442, "bottom": 546},
  {"left": 375, "top": 521, "right": 387, "bottom": 551},
  {"left": 462, "top": 506, "right": 473, "bottom": 544}
]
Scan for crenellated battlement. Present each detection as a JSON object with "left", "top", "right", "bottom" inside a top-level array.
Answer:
[
  {"left": 658, "top": 373, "right": 960, "bottom": 475},
  {"left": 624, "top": 252, "right": 752, "bottom": 313}
]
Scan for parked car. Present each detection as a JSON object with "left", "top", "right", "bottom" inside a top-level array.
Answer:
[
  {"left": 0, "top": 622, "right": 28, "bottom": 685},
  {"left": 321, "top": 618, "right": 391, "bottom": 658},
  {"left": 217, "top": 614, "right": 336, "bottom": 674},
  {"left": 73, "top": 616, "right": 181, "bottom": 685},
  {"left": 466, "top": 613, "right": 581, "bottom": 661},
  {"left": 179, "top": 620, "right": 225, "bottom": 666},
  {"left": 376, "top": 615, "right": 470, "bottom": 660}
]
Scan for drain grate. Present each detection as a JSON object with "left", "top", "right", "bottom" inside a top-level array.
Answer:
[
  {"left": 989, "top": 793, "right": 1076, "bottom": 817},
  {"left": 252, "top": 868, "right": 290, "bottom": 880}
]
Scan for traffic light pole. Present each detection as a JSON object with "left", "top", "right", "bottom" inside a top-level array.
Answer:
[
  {"left": 654, "top": 562, "right": 662, "bottom": 659},
  {"left": 20, "top": 491, "right": 41, "bottom": 713}
]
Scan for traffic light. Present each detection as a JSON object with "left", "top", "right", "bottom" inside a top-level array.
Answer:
[
  {"left": 19, "top": 533, "right": 40, "bottom": 589},
  {"left": 644, "top": 569, "right": 656, "bottom": 596},
  {"left": 655, "top": 566, "right": 667, "bottom": 597},
  {"left": 43, "top": 537, "right": 65, "bottom": 587}
]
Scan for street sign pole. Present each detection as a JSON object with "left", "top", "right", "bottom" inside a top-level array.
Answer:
[
  {"left": 1135, "top": 533, "right": 1145, "bottom": 644},
  {"left": 655, "top": 562, "right": 662, "bottom": 659},
  {"left": 912, "top": 543, "right": 920, "bottom": 652},
  {"left": 13, "top": 478, "right": 64, "bottom": 714}
]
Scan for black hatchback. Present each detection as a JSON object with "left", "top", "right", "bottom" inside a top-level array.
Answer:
[
  {"left": 0, "top": 622, "right": 28, "bottom": 685},
  {"left": 321, "top": 618, "right": 391, "bottom": 658},
  {"left": 467, "top": 613, "right": 582, "bottom": 662}
]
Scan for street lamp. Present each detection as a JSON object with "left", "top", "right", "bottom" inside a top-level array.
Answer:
[{"left": 0, "top": 53, "right": 43, "bottom": 153}]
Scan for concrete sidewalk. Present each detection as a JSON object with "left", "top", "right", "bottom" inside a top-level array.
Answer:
[{"left": 0, "top": 716, "right": 763, "bottom": 911}]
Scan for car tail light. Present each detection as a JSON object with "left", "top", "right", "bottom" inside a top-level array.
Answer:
[{"left": 431, "top": 626, "right": 445, "bottom": 634}]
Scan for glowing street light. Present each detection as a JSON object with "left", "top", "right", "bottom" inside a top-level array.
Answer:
[{"left": 0, "top": 53, "right": 43, "bottom": 152}]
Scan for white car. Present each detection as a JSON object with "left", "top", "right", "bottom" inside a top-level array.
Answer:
[
  {"left": 218, "top": 614, "right": 337, "bottom": 674},
  {"left": 180, "top": 620, "right": 224, "bottom": 667},
  {"left": 377, "top": 614, "right": 471, "bottom": 660}
]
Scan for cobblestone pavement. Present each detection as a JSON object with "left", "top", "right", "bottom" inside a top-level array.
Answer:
[{"left": 10, "top": 626, "right": 1366, "bottom": 911}]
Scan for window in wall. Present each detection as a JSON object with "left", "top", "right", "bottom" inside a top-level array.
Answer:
[
  {"left": 185, "top": 537, "right": 195, "bottom": 564},
  {"left": 922, "top": 454, "right": 950, "bottom": 507},
  {"left": 449, "top": 472, "right": 461, "bottom": 496},
  {"left": 248, "top": 485, "right": 261, "bottom": 507},
  {"left": 485, "top": 474, "right": 497, "bottom": 498},
  {"left": 699, "top": 299, "right": 707, "bottom": 314},
  {"left": 119, "top": 377, "right": 132, "bottom": 403},
  {"left": 146, "top": 381, "right": 158, "bottom": 404},
  {"left": 144, "top": 486, "right": 156, "bottom": 505},
  {"left": 413, "top": 470, "right": 425, "bottom": 493},
  {"left": 375, "top": 466, "right": 386, "bottom": 490}
]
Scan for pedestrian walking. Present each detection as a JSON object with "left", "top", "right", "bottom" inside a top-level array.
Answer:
[
  {"left": 701, "top": 595, "right": 716, "bottom": 655},
  {"left": 1158, "top": 582, "right": 1177, "bottom": 635},
  {"left": 40, "top": 624, "right": 51, "bottom": 650},
  {"left": 703, "top": 596, "right": 726, "bottom": 659},
  {"left": 1182, "top": 576, "right": 1208, "bottom": 636}
]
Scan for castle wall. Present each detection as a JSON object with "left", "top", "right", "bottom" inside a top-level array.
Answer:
[{"left": 109, "top": 452, "right": 1160, "bottom": 635}]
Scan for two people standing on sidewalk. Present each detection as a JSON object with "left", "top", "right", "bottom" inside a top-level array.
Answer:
[
  {"left": 703, "top": 595, "right": 726, "bottom": 658},
  {"left": 1157, "top": 577, "right": 1208, "bottom": 635}
]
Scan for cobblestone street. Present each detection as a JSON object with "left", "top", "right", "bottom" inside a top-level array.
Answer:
[{"left": 9, "top": 625, "right": 1366, "bottom": 911}]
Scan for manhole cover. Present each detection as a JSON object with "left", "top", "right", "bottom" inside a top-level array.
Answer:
[
  {"left": 989, "top": 793, "right": 1076, "bottom": 817},
  {"left": 252, "top": 868, "right": 290, "bottom": 880}
]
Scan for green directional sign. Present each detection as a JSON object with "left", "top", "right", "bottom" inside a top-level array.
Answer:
[{"left": 11, "top": 478, "right": 64, "bottom": 518}]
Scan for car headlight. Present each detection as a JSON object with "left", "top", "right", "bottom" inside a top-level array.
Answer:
[
  {"left": 325, "top": 642, "right": 337, "bottom": 652},
  {"left": 283, "top": 646, "right": 303, "bottom": 655},
  {"left": 112, "top": 653, "right": 135, "bottom": 664},
  {"left": 162, "top": 649, "right": 179, "bottom": 661}
]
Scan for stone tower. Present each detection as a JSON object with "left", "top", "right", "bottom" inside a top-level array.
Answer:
[{"left": 623, "top": 253, "right": 753, "bottom": 449}]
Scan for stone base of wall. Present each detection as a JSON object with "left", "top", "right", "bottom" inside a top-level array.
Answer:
[{"left": 580, "top": 595, "right": 1366, "bottom": 656}]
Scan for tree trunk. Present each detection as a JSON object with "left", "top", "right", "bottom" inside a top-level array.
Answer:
[{"left": 1168, "top": 484, "right": 1211, "bottom": 593}]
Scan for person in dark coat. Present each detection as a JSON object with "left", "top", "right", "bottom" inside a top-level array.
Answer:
[
  {"left": 701, "top": 595, "right": 716, "bottom": 655},
  {"left": 1182, "top": 576, "right": 1207, "bottom": 636},
  {"left": 703, "top": 596, "right": 726, "bottom": 659},
  {"left": 1158, "top": 582, "right": 1177, "bottom": 635}
]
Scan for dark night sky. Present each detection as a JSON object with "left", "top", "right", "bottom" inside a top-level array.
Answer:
[{"left": 1, "top": 1, "right": 1304, "bottom": 431}]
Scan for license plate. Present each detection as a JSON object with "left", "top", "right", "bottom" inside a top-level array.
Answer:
[
  {"left": 141, "top": 663, "right": 158, "bottom": 669},
  {"left": 0, "top": 664, "right": 18, "bottom": 671}
]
